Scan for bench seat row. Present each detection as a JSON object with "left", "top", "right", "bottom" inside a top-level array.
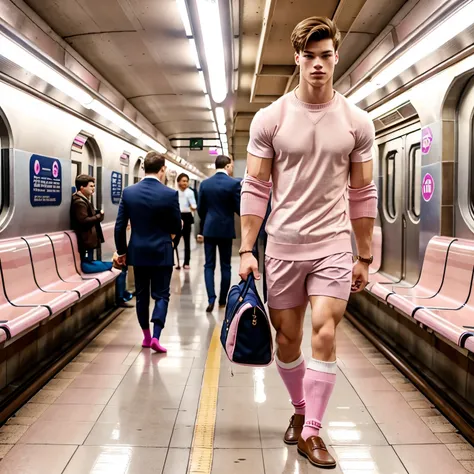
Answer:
[
  {"left": 365, "top": 232, "right": 474, "bottom": 351},
  {"left": 0, "top": 229, "right": 120, "bottom": 342}
]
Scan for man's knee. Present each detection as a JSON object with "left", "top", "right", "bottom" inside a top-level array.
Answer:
[
  {"left": 312, "top": 323, "right": 336, "bottom": 350},
  {"left": 276, "top": 329, "right": 302, "bottom": 350}
]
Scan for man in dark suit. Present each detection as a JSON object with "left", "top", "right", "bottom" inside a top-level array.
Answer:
[
  {"left": 115, "top": 152, "right": 181, "bottom": 353},
  {"left": 198, "top": 155, "right": 241, "bottom": 312}
]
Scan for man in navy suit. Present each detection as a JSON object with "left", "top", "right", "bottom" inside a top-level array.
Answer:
[
  {"left": 115, "top": 152, "right": 181, "bottom": 353},
  {"left": 198, "top": 155, "right": 241, "bottom": 312}
]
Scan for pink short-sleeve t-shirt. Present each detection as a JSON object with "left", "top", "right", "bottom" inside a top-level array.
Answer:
[{"left": 247, "top": 90, "right": 375, "bottom": 261}]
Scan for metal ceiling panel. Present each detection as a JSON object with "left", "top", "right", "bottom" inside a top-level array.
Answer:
[
  {"left": 66, "top": 32, "right": 176, "bottom": 97},
  {"left": 158, "top": 120, "right": 217, "bottom": 136},
  {"left": 23, "top": 0, "right": 134, "bottom": 37},
  {"left": 255, "top": 75, "right": 288, "bottom": 96}
]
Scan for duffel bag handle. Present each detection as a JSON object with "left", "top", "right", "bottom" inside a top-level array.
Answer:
[{"left": 239, "top": 272, "right": 255, "bottom": 300}]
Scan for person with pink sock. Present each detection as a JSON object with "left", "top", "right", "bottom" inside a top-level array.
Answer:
[
  {"left": 115, "top": 152, "right": 181, "bottom": 354},
  {"left": 239, "top": 17, "right": 377, "bottom": 469}
]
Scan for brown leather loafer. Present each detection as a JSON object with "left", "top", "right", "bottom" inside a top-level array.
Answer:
[
  {"left": 297, "top": 435, "right": 336, "bottom": 469},
  {"left": 283, "top": 414, "right": 305, "bottom": 445}
]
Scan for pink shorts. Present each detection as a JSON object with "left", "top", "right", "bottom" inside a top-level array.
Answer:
[{"left": 265, "top": 253, "right": 353, "bottom": 309}]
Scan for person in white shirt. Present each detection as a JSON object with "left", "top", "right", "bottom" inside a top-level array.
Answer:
[{"left": 175, "top": 173, "right": 197, "bottom": 269}]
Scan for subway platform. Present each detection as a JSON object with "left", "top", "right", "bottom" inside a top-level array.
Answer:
[{"left": 0, "top": 247, "right": 472, "bottom": 474}]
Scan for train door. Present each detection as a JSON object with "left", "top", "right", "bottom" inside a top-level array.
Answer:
[{"left": 378, "top": 124, "right": 421, "bottom": 282}]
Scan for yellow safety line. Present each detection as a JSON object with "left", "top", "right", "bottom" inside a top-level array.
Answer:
[{"left": 188, "top": 325, "right": 222, "bottom": 473}]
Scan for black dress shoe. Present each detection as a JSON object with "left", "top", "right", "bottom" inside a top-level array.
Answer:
[{"left": 206, "top": 302, "right": 215, "bottom": 313}]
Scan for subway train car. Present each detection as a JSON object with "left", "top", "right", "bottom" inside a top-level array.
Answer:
[{"left": 0, "top": 0, "right": 472, "bottom": 473}]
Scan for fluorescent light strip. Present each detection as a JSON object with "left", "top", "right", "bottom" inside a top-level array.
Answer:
[
  {"left": 141, "top": 135, "right": 167, "bottom": 154},
  {"left": 218, "top": 122, "right": 226, "bottom": 134},
  {"left": 196, "top": 0, "right": 227, "bottom": 103},
  {"left": 348, "top": 1, "right": 474, "bottom": 104},
  {"left": 368, "top": 91, "right": 411, "bottom": 120},
  {"left": 0, "top": 35, "right": 93, "bottom": 106},
  {"left": 220, "top": 133, "right": 228, "bottom": 144},
  {"left": 176, "top": 0, "right": 193, "bottom": 36},
  {"left": 87, "top": 100, "right": 142, "bottom": 138},
  {"left": 215, "top": 106, "right": 226, "bottom": 126},
  {"left": 188, "top": 38, "right": 201, "bottom": 69}
]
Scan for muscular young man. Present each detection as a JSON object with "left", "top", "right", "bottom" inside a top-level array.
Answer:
[{"left": 239, "top": 17, "right": 377, "bottom": 469}]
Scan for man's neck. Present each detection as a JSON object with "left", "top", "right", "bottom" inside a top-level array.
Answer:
[
  {"left": 295, "top": 81, "right": 334, "bottom": 105},
  {"left": 145, "top": 173, "right": 161, "bottom": 181},
  {"left": 216, "top": 169, "right": 228, "bottom": 175}
]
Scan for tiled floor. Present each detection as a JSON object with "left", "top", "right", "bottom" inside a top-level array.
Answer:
[{"left": 0, "top": 247, "right": 472, "bottom": 473}]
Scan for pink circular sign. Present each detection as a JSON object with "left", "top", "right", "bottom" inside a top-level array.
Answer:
[
  {"left": 422, "top": 173, "right": 435, "bottom": 202},
  {"left": 34, "top": 160, "right": 40, "bottom": 175},
  {"left": 52, "top": 161, "right": 59, "bottom": 178}
]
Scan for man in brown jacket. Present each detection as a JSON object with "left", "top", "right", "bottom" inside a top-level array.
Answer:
[{"left": 70, "top": 174, "right": 111, "bottom": 273}]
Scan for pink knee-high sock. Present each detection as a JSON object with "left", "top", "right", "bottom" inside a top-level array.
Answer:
[
  {"left": 276, "top": 353, "right": 306, "bottom": 415},
  {"left": 301, "top": 359, "right": 337, "bottom": 440}
]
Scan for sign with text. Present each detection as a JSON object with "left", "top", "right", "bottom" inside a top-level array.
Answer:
[
  {"left": 190, "top": 138, "right": 203, "bottom": 150},
  {"left": 29, "top": 154, "right": 62, "bottom": 207},
  {"left": 111, "top": 171, "right": 123, "bottom": 205}
]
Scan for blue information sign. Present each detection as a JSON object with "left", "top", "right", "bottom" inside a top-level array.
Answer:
[
  {"left": 111, "top": 171, "right": 123, "bottom": 204},
  {"left": 29, "top": 154, "right": 62, "bottom": 207}
]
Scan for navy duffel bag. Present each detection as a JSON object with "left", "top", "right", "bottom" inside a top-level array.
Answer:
[{"left": 221, "top": 273, "right": 273, "bottom": 366}]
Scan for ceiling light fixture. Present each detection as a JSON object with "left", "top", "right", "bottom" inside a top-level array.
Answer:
[
  {"left": 220, "top": 133, "right": 228, "bottom": 144},
  {"left": 176, "top": 0, "right": 193, "bottom": 36},
  {"left": 87, "top": 100, "right": 142, "bottom": 138},
  {"left": 0, "top": 34, "right": 93, "bottom": 107},
  {"left": 215, "top": 106, "right": 226, "bottom": 126},
  {"left": 347, "top": 1, "right": 474, "bottom": 104},
  {"left": 141, "top": 135, "right": 167, "bottom": 154},
  {"left": 196, "top": 0, "right": 227, "bottom": 103}
]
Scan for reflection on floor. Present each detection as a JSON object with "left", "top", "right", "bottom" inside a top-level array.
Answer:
[{"left": 0, "top": 248, "right": 472, "bottom": 474}]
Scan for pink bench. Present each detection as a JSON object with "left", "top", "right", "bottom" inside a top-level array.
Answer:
[
  {"left": 414, "top": 307, "right": 474, "bottom": 348},
  {"left": 465, "top": 336, "right": 474, "bottom": 352},
  {"left": 387, "top": 239, "right": 474, "bottom": 317},
  {"left": 370, "top": 237, "right": 455, "bottom": 301},
  {"left": 24, "top": 235, "right": 98, "bottom": 298},
  {"left": 0, "top": 230, "right": 119, "bottom": 341},
  {"left": 64, "top": 231, "right": 119, "bottom": 285}
]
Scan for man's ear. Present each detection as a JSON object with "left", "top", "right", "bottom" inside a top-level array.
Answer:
[
  {"left": 334, "top": 51, "right": 339, "bottom": 65},
  {"left": 294, "top": 51, "right": 300, "bottom": 66}
]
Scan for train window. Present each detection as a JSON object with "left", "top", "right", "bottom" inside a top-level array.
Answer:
[
  {"left": 385, "top": 150, "right": 397, "bottom": 219},
  {"left": 409, "top": 144, "right": 421, "bottom": 218}
]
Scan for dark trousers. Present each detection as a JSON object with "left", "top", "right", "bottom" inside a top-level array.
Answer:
[
  {"left": 174, "top": 213, "right": 193, "bottom": 266},
  {"left": 204, "top": 238, "right": 233, "bottom": 305},
  {"left": 134, "top": 266, "right": 173, "bottom": 331}
]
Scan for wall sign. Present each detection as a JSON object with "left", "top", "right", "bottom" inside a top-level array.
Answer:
[
  {"left": 120, "top": 151, "right": 130, "bottom": 167},
  {"left": 421, "top": 127, "right": 433, "bottom": 154},
  {"left": 30, "top": 154, "right": 62, "bottom": 207},
  {"left": 422, "top": 172, "right": 435, "bottom": 202},
  {"left": 111, "top": 171, "right": 123, "bottom": 204}
]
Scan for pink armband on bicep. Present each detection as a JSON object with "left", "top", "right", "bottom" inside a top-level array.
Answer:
[
  {"left": 348, "top": 182, "right": 378, "bottom": 219},
  {"left": 241, "top": 175, "right": 272, "bottom": 219}
]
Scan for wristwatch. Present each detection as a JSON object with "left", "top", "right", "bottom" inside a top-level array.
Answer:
[{"left": 357, "top": 255, "right": 373, "bottom": 265}]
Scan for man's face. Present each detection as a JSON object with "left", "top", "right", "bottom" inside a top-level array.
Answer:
[
  {"left": 179, "top": 177, "right": 189, "bottom": 190},
  {"left": 295, "top": 38, "right": 339, "bottom": 90},
  {"left": 81, "top": 181, "right": 95, "bottom": 198}
]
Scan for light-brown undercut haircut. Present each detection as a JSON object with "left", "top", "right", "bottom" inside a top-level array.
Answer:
[{"left": 291, "top": 17, "right": 341, "bottom": 53}]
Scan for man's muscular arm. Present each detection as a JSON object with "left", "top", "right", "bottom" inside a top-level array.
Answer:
[
  {"left": 349, "top": 160, "right": 377, "bottom": 292},
  {"left": 239, "top": 154, "right": 273, "bottom": 280}
]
